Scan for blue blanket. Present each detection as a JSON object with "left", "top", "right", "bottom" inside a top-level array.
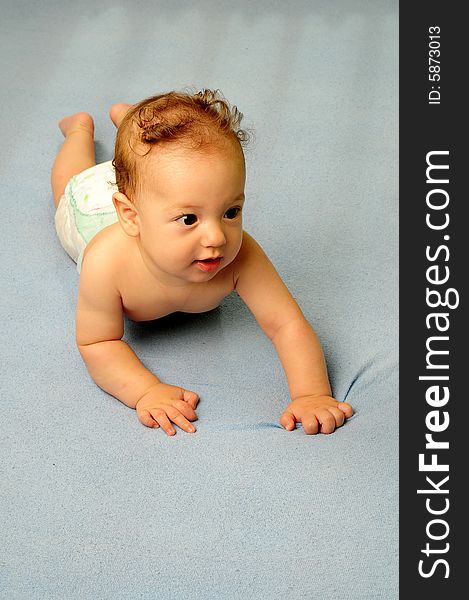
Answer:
[{"left": 0, "top": 1, "right": 398, "bottom": 598}]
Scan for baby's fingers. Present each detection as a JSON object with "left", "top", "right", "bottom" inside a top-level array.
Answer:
[
  {"left": 149, "top": 409, "right": 177, "bottom": 435},
  {"left": 173, "top": 399, "right": 198, "bottom": 422},
  {"left": 329, "top": 407, "right": 345, "bottom": 428},
  {"left": 165, "top": 407, "right": 196, "bottom": 434},
  {"left": 183, "top": 389, "right": 199, "bottom": 410},
  {"left": 337, "top": 402, "right": 354, "bottom": 418},
  {"left": 138, "top": 409, "right": 160, "bottom": 429},
  {"left": 316, "top": 410, "right": 336, "bottom": 434},
  {"left": 280, "top": 411, "right": 296, "bottom": 431},
  {"left": 300, "top": 415, "right": 320, "bottom": 435}
]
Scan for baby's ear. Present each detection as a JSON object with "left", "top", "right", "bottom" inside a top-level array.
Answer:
[{"left": 112, "top": 192, "right": 140, "bottom": 236}]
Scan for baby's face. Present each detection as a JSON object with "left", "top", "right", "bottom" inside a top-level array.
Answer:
[{"left": 135, "top": 144, "right": 246, "bottom": 286}]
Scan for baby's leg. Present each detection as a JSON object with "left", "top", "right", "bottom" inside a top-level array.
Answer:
[
  {"left": 109, "top": 103, "right": 133, "bottom": 128},
  {"left": 51, "top": 112, "right": 96, "bottom": 209}
]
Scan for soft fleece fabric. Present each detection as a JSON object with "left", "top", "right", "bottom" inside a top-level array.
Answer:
[{"left": 0, "top": 1, "right": 398, "bottom": 598}]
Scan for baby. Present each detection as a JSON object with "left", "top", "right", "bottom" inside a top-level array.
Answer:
[{"left": 51, "top": 89, "right": 353, "bottom": 436}]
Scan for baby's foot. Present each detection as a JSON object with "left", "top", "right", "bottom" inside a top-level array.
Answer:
[
  {"left": 58, "top": 112, "right": 94, "bottom": 138},
  {"left": 109, "top": 103, "right": 133, "bottom": 128}
]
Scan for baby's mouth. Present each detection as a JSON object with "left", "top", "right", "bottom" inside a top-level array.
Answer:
[
  {"left": 194, "top": 256, "right": 223, "bottom": 272},
  {"left": 196, "top": 256, "right": 223, "bottom": 262}
]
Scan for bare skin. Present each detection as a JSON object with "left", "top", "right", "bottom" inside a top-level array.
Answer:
[
  {"left": 52, "top": 112, "right": 95, "bottom": 207},
  {"left": 109, "top": 102, "right": 133, "bottom": 127},
  {"left": 51, "top": 103, "right": 354, "bottom": 436},
  {"left": 53, "top": 103, "right": 130, "bottom": 208}
]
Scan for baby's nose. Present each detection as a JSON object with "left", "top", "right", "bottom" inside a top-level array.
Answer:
[{"left": 201, "top": 222, "right": 226, "bottom": 247}]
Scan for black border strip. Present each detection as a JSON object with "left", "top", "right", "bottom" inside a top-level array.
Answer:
[{"left": 400, "top": 1, "right": 464, "bottom": 595}]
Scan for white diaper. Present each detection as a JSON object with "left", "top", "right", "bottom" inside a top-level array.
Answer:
[{"left": 54, "top": 160, "right": 119, "bottom": 273}]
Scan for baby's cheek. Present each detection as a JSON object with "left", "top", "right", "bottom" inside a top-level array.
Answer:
[{"left": 233, "top": 234, "right": 244, "bottom": 258}]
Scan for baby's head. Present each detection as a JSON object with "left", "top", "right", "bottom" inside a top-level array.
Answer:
[{"left": 112, "top": 89, "right": 250, "bottom": 285}]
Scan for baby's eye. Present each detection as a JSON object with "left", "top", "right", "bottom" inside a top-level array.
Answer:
[
  {"left": 224, "top": 207, "right": 242, "bottom": 220},
  {"left": 177, "top": 214, "right": 198, "bottom": 226}
]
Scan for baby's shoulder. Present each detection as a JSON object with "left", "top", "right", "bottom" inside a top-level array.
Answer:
[
  {"left": 239, "top": 230, "right": 259, "bottom": 251},
  {"left": 231, "top": 230, "right": 275, "bottom": 289},
  {"left": 79, "top": 222, "right": 124, "bottom": 281},
  {"left": 232, "top": 230, "right": 265, "bottom": 269}
]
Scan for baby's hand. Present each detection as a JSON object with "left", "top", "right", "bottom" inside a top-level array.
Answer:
[
  {"left": 136, "top": 383, "right": 199, "bottom": 435},
  {"left": 280, "top": 395, "right": 353, "bottom": 435}
]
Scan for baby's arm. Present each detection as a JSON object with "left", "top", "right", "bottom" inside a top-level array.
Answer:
[
  {"left": 76, "top": 252, "right": 198, "bottom": 435},
  {"left": 234, "top": 232, "right": 353, "bottom": 434}
]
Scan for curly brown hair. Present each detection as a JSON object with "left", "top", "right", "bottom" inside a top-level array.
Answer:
[{"left": 112, "top": 89, "right": 250, "bottom": 203}]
